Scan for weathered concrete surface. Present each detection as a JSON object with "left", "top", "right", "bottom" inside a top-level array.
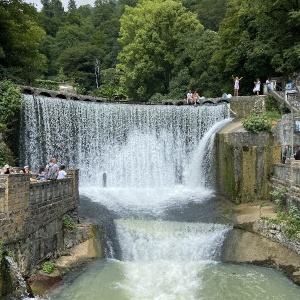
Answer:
[
  {"left": 222, "top": 202, "right": 300, "bottom": 285},
  {"left": 216, "top": 120, "right": 281, "bottom": 203}
]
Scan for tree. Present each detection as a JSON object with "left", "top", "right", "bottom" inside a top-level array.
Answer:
[
  {"left": 215, "top": 0, "right": 300, "bottom": 94},
  {"left": 117, "top": 0, "right": 203, "bottom": 100},
  {"left": 56, "top": 42, "right": 104, "bottom": 90},
  {"left": 68, "top": 0, "right": 77, "bottom": 11},
  {"left": 183, "top": 0, "right": 228, "bottom": 31},
  {"left": 0, "top": 0, "right": 47, "bottom": 83}
]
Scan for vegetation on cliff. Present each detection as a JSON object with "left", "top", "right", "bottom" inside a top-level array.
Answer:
[
  {"left": 0, "top": 81, "right": 23, "bottom": 166},
  {"left": 263, "top": 187, "right": 300, "bottom": 240}
]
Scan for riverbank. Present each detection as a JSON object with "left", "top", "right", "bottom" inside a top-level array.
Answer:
[{"left": 222, "top": 200, "right": 300, "bottom": 285}]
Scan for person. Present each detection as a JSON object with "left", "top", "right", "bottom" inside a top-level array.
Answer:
[
  {"left": 186, "top": 90, "right": 193, "bottom": 104},
  {"left": 232, "top": 75, "right": 243, "bottom": 97},
  {"left": 266, "top": 78, "right": 271, "bottom": 92},
  {"left": 253, "top": 78, "right": 261, "bottom": 95},
  {"left": 45, "top": 157, "right": 59, "bottom": 180},
  {"left": 192, "top": 90, "right": 199, "bottom": 104},
  {"left": 3, "top": 164, "right": 10, "bottom": 174},
  {"left": 295, "top": 147, "right": 300, "bottom": 160},
  {"left": 283, "top": 145, "right": 292, "bottom": 163},
  {"left": 24, "top": 165, "right": 31, "bottom": 174},
  {"left": 37, "top": 165, "right": 47, "bottom": 181},
  {"left": 57, "top": 165, "right": 67, "bottom": 179}
]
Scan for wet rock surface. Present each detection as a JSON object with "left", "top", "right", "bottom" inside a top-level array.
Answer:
[{"left": 222, "top": 201, "right": 300, "bottom": 285}]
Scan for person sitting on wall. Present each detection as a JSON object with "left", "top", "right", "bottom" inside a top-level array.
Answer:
[{"left": 186, "top": 90, "right": 193, "bottom": 104}]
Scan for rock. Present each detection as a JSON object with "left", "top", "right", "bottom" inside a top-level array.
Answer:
[{"left": 27, "top": 273, "right": 62, "bottom": 296}]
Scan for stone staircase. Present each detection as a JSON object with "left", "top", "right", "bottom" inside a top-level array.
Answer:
[{"left": 271, "top": 82, "right": 300, "bottom": 113}]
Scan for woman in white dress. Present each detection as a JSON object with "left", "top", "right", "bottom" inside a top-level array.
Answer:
[{"left": 253, "top": 78, "right": 261, "bottom": 95}]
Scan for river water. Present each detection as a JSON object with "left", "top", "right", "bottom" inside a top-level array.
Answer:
[{"left": 20, "top": 96, "right": 300, "bottom": 299}]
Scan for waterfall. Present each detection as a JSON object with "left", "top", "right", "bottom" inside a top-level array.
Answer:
[
  {"left": 20, "top": 95, "right": 230, "bottom": 188},
  {"left": 20, "top": 96, "right": 236, "bottom": 299},
  {"left": 4, "top": 256, "right": 29, "bottom": 298}
]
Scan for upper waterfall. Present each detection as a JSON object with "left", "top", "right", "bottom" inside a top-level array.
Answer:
[{"left": 20, "top": 95, "right": 230, "bottom": 188}]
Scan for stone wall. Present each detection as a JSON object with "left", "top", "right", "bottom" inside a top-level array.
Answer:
[
  {"left": 216, "top": 121, "right": 281, "bottom": 203},
  {"left": 0, "top": 170, "right": 79, "bottom": 275},
  {"left": 229, "top": 95, "right": 266, "bottom": 118},
  {"left": 272, "top": 162, "right": 300, "bottom": 210}
]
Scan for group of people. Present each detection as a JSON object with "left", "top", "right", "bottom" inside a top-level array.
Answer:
[
  {"left": 1, "top": 157, "right": 67, "bottom": 181},
  {"left": 232, "top": 75, "right": 272, "bottom": 97},
  {"left": 187, "top": 76, "right": 271, "bottom": 102},
  {"left": 186, "top": 90, "right": 199, "bottom": 104}
]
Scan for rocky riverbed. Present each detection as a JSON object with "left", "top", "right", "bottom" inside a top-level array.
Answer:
[{"left": 222, "top": 201, "right": 300, "bottom": 285}]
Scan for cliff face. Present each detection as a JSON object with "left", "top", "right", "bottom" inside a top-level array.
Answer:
[{"left": 215, "top": 120, "right": 281, "bottom": 203}]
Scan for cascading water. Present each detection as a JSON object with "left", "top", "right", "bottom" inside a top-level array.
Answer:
[{"left": 20, "top": 96, "right": 300, "bottom": 299}]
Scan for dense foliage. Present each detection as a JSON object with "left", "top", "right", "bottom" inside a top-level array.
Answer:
[
  {"left": 0, "top": 80, "right": 23, "bottom": 166},
  {"left": 0, "top": 0, "right": 300, "bottom": 100}
]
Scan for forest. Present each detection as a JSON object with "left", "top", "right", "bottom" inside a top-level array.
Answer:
[{"left": 1, "top": 0, "right": 300, "bottom": 101}]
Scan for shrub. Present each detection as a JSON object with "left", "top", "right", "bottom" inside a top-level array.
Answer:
[
  {"left": 0, "top": 80, "right": 23, "bottom": 126},
  {"left": 263, "top": 206, "right": 300, "bottom": 239},
  {"left": 270, "top": 186, "right": 287, "bottom": 210},
  {"left": 42, "top": 261, "right": 54, "bottom": 274},
  {"left": 63, "top": 214, "right": 76, "bottom": 231},
  {"left": 242, "top": 113, "right": 272, "bottom": 133}
]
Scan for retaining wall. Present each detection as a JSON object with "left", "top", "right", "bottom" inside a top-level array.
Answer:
[
  {"left": 272, "top": 162, "right": 300, "bottom": 210},
  {"left": 216, "top": 121, "right": 281, "bottom": 203},
  {"left": 0, "top": 170, "right": 79, "bottom": 275}
]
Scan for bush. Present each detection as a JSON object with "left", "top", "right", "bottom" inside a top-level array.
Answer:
[
  {"left": 0, "top": 80, "right": 23, "bottom": 126},
  {"left": 242, "top": 113, "right": 272, "bottom": 133},
  {"left": 270, "top": 186, "right": 287, "bottom": 210},
  {"left": 263, "top": 206, "right": 300, "bottom": 239},
  {"left": 42, "top": 261, "right": 54, "bottom": 274},
  {"left": 63, "top": 214, "right": 76, "bottom": 231}
]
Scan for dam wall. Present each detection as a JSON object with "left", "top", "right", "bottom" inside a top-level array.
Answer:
[{"left": 0, "top": 170, "right": 79, "bottom": 275}]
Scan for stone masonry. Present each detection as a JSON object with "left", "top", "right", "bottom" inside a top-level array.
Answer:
[{"left": 0, "top": 170, "right": 79, "bottom": 275}]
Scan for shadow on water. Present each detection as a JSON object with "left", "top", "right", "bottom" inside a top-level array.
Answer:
[{"left": 78, "top": 195, "right": 122, "bottom": 260}]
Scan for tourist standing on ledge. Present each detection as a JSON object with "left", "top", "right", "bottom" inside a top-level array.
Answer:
[
  {"left": 232, "top": 75, "right": 243, "bottom": 97},
  {"left": 46, "top": 157, "right": 59, "bottom": 180},
  {"left": 266, "top": 78, "right": 271, "bottom": 92},
  {"left": 253, "top": 78, "right": 261, "bottom": 95}
]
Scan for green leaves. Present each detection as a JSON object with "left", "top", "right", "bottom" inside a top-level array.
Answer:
[
  {"left": 117, "top": 0, "right": 203, "bottom": 100},
  {"left": 242, "top": 113, "right": 272, "bottom": 133},
  {"left": 0, "top": 81, "right": 23, "bottom": 126}
]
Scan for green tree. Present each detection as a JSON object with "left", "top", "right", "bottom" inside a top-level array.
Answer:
[
  {"left": 117, "top": 0, "right": 203, "bottom": 100},
  {"left": 215, "top": 0, "right": 300, "bottom": 94},
  {"left": 68, "top": 0, "right": 77, "bottom": 11},
  {"left": 0, "top": 0, "right": 47, "bottom": 83},
  {"left": 56, "top": 42, "right": 103, "bottom": 90},
  {"left": 183, "top": 0, "right": 228, "bottom": 31}
]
